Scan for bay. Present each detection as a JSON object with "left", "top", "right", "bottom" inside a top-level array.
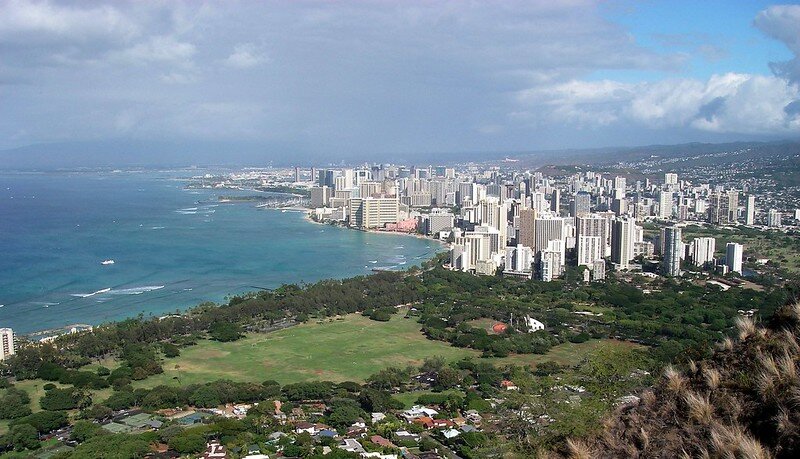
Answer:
[{"left": 0, "top": 170, "right": 440, "bottom": 334}]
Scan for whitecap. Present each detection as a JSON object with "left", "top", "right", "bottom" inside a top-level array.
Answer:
[
  {"left": 107, "top": 285, "right": 165, "bottom": 296},
  {"left": 71, "top": 287, "right": 112, "bottom": 298},
  {"left": 151, "top": 226, "right": 166, "bottom": 230}
]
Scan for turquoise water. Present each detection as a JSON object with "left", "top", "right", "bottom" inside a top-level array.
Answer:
[{"left": 0, "top": 171, "right": 440, "bottom": 334}]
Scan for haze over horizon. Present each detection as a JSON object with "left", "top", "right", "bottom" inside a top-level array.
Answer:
[{"left": 2, "top": 0, "right": 800, "bottom": 165}]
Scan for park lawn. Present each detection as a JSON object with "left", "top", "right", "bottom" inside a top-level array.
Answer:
[
  {"left": 393, "top": 389, "right": 465, "bottom": 409},
  {"left": 134, "top": 312, "right": 647, "bottom": 389},
  {"left": 135, "top": 313, "right": 482, "bottom": 388}
]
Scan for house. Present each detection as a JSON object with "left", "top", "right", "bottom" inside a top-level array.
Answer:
[
  {"left": 317, "top": 429, "right": 338, "bottom": 439},
  {"left": 203, "top": 441, "right": 228, "bottom": 459},
  {"left": 431, "top": 419, "right": 454, "bottom": 429},
  {"left": 339, "top": 438, "right": 366, "bottom": 454},
  {"left": 370, "top": 435, "right": 396, "bottom": 448},
  {"left": 402, "top": 405, "right": 438, "bottom": 422},
  {"left": 371, "top": 412, "right": 386, "bottom": 423},
  {"left": 413, "top": 417, "right": 435, "bottom": 429},
  {"left": 460, "top": 425, "right": 478, "bottom": 433},
  {"left": 442, "top": 429, "right": 460, "bottom": 439},
  {"left": 500, "top": 380, "right": 518, "bottom": 391}
]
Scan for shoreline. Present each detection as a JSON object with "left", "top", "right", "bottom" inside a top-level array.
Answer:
[{"left": 300, "top": 209, "right": 450, "bottom": 246}]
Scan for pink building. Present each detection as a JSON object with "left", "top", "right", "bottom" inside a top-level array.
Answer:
[{"left": 383, "top": 218, "right": 418, "bottom": 232}]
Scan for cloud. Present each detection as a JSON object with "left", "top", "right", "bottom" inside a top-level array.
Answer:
[
  {"left": 754, "top": 4, "right": 800, "bottom": 83},
  {"left": 0, "top": 1, "right": 798, "bottom": 154},
  {"left": 113, "top": 36, "right": 196, "bottom": 66},
  {"left": 513, "top": 73, "right": 800, "bottom": 133},
  {"left": 224, "top": 43, "right": 268, "bottom": 68}
]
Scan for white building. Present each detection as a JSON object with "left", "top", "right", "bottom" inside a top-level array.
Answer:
[
  {"left": 726, "top": 242, "right": 744, "bottom": 274},
  {"left": 0, "top": 328, "right": 14, "bottom": 360},
  {"left": 658, "top": 191, "right": 672, "bottom": 219},
  {"left": 768, "top": 209, "right": 782, "bottom": 227},
  {"left": 745, "top": 195, "right": 756, "bottom": 225},
  {"left": 349, "top": 197, "right": 399, "bottom": 229},
  {"left": 691, "top": 237, "right": 716, "bottom": 267},
  {"left": 577, "top": 235, "right": 603, "bottom": 267}
]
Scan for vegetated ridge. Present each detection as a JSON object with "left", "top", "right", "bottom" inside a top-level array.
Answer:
[{"left": 557, "top": 302, "right": 800, "bottom": 459}]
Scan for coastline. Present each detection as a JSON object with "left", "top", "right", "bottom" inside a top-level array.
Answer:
[{"left": 300, "top": 208, "right": 450, "bottom": 246}]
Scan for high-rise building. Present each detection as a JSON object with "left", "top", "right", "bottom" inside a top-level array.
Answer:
[
  {"left": 577, "top": 235, "right": 603, "bottom": 267},
  {"left": 691, "top": 237, "right": 716, "bottom": 267},
  {"left": 0, "top": 328, "right": 14, "bottom": 360},
  {"left": 726, "top": 242, "right": 743, "bottom": 274},
  {"left": 518, "top": 208, "right": 537, "bottom": 250},
  {"left": 534, "top": 216, "right": 565, "bottom": 256},
  {"left": 611, "top": 217, "right": 637, "bottom": 269},
  {"left": 658, "top": 191, "right": 672, "bottom": 219},
  {"left": 768, "top": 209, "right": 782, "bottom": 227},
  {"left": 294, "top": 166, "right": 301, "bottom": 183},
  {"left": 504, "top": 244, "right": 534, "bottom": 274},
  {"left": 665, "top": 173, "right": 678, "bottom": 185},
  {"left": 661, "top": 227, "right": 682, "bottom": 277},
  {"left": 310, "top": 186, "right": 331, "bottom": 208},
  {"left": 550, "top": 189, "right": 561, "bottom": 215},
  {"left": 745, "top": 195, "right": 756, "bottom": 225},
  {"left": 349, "top": 197, "right": 399, "bottom": 229},
  {"left": 708, "top": 190, "right": 738, "bottom": 225},
  {"left": 571, "top": 191, "right": 591, "bottom": 217},
  {"left": 540, "top": 240, "right": 564, "bottom": 282}
]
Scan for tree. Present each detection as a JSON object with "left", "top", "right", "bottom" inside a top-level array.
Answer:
[
  {"left": 71, "top": 420, "right": 106, "bottom": 442},
  {"left": 434, "top": 367, "right": 462, "bottom": 390},
  {"left": 10, "top": 410, "right": 69, "bottom": 434},
  {"left": 0, "top": 388, "right": 32, "bottom": 420},
  {"left": 161, "top": 342, "right": 181, "bottom": 358},
  {"left": 169, "top": 430, "right": 207, "bottom": 454},
  {"left": 209, "top": 322, "right": 243, "bottom": 342},
  {"left": 40, "top": 387, "right": 88, "bottom": 411},
  {"left": 10, "top": 424, "right": 39, "bottom": 451}
]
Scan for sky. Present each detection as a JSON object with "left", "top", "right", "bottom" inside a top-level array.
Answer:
[{"left": 1, "top": 0, "right": 799, "bottom": 162}]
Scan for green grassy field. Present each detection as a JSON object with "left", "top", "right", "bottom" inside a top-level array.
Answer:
[
  {"left": 134, "top": 312, "right": 641, "bottom": 388},
  {"left": 136, "top": 313, "right": 481, "bottom": 388}
]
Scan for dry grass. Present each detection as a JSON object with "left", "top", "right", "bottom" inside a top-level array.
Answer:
[
  {"left": 711, "top": 424, "right": 772, "bottom": 459},
  {"left": 736, "top": 317, "right": 757, "bottom": 341},
  {"left": 703, "top": 367, "right": 721, "bottom": 390},
  {"left": 664, "top": 365, "right": 688, "bottom": 394},
  {"left": 718, "top": 336, "right": 734, "bottom": 351},
  {"left": 684, "top": 391, "right": 714, "bottom": 425},
  {"left": 566, "top": 438, "right": 593, "bottom": 459}
]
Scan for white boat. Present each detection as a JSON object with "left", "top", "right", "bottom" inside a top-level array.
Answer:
[{"left": 101, "top": 259, "right": 115, "bottom": 265}]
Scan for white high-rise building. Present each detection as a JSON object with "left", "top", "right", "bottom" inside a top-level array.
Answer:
[
  {"left": 577, "top": 235, "right": 603, "bottom": 267},
  {"left": 0, "top": 328, "right": 14, "bottom": 360},
  {"left": 691, "top": 237, "right": 716, "bottom": 267},
  {"left": 768, "top": 209, "right": 782, "bottom": 227},
  {"left": 504, "top": 245, "right": 534, "bottom": 273},
  {"left": 745, "top": 196, "right": 756, "bottom": 225},
  {"left": 576, "top": 215, "right": 610, "bottom": 257},
  {"left": 611, "top": 217, "right": 638, "bottom": 269},
  {"left": 665, "top": 173, "right": 678, "bottom": 185},
  {"left": 726, "top": 242, "right": 744, "bottom": 274},
  {"left": 658, "top": 191, "right": 672, "bottom": 219},
  {"left": 534, "top": 216, "right": 565, "bottom": 256},
  {"left": 348, "top": 197, "right": 399, "bottom": 229},
  {"left": 540, "top": 240, "right": 564, "bottom": 282}
]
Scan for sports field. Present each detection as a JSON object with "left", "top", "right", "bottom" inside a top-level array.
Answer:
[{"left": 134, "top": 312, "right": 638, "bottom": 388}]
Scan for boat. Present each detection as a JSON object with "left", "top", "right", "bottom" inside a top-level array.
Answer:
[{"left": 101, "top": 259, "right": 115, "bottom": 265}]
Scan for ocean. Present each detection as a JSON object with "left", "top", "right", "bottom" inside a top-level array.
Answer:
[{"left": 0, "top": 170, "right": 441, "bottom": 334}]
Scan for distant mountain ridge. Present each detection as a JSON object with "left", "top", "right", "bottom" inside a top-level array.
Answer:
[{"left": 1, "top": 139, "right": 799, "bottom": 170}]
